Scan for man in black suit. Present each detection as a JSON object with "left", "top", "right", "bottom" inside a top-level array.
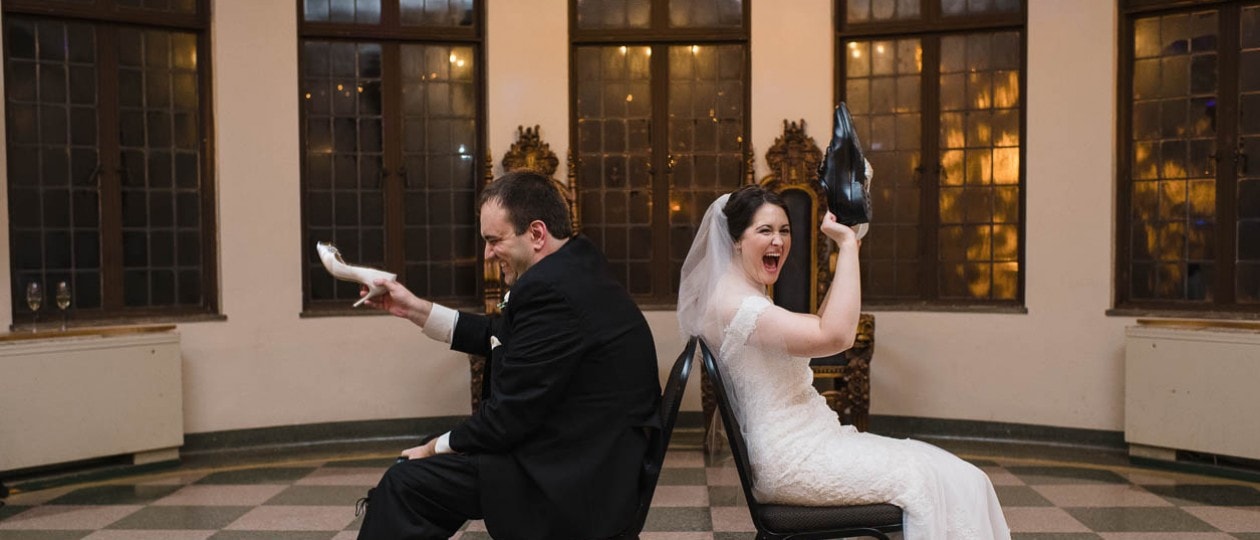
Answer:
[{"left": 357, "top": 170, "right": 661, "bottom": 540}]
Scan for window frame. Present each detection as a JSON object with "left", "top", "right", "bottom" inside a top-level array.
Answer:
[
  {"left": 569, "top": 0, "right": 752, "bottom": 308},
  {"left": 1113, "top": 0, "right": 1259, "bottom": 318},
  {"left": 297, "top": 0, "right": 486, "bottom": 315},
  {"left": 3, "top": 0, "right": 219, "bottom": 323},
  {"left": 836, "top": 0, "right": 1028, "bottom": 311}
]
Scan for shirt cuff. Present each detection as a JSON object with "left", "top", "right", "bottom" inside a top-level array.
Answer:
[
  {"left": 422, "top": 304, "right": 458, "bottom": 343},
  {"left": 434, "top": 432, "right": 454, "bottom": 454}
]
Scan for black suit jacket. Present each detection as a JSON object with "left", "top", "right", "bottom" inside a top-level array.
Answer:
[{"left": 448, "top": 235, "right": 661, "bottom": 540}]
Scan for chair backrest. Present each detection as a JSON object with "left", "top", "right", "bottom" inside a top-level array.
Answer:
[
  {"left": 620, "top": 336, "right": 697, "bottom": 536},
  {"left": 698, "top": 336, "right": 771, "bottom": 527}
]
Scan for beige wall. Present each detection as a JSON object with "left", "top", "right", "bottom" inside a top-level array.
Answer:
[{"left": 1, "top": 0, "right": 1142, "bottom": 436}]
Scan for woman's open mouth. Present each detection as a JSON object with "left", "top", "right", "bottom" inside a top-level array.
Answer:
[{"left": 762, "top": 254, "right": 781, "bottom": 273}]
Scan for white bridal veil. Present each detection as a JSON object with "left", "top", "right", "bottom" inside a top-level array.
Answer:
[{"left": 676, "top": 194, "right": 733, "bottom": 342}]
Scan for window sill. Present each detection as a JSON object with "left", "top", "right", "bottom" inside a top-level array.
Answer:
[
  {"left": 299, "top": 308, "right": 392, "bottom": 319},
  {"left": 1106, "top": 308, "right": 1260, "bottom": 321},
  {"left": 860, "top": 303, "right": 1028, "bottom": 314},
  {"left": 8, "top": 312, "right": 226, "bottom": 334},
  {"left": 640, "top": 302, "right": 1029, "bottom": 315},
  {"left": 301, "top": 299, "right": 484, "bottom": 318}
]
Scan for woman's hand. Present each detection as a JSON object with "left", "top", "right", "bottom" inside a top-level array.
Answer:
[{"left": 820, "top": 211, "right": 859, "bottom": 248}]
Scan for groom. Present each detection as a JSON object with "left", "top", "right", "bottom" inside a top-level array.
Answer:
[{"left": 358, "top": 170, "right": 661, "bottom": 540}]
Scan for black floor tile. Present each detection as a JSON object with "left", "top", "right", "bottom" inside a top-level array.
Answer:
[
  {"left": 264, "top": 486, "right": 368, "bottom": 506},
  {"left": 1011, "top": 534, "right": 1101, "bottom": 540},
  {"left": 657, "top": 468, "right": 707, "bottom": 486},
  {"left": 1006, "top": 466, "right": 1129, "bottom": 485},
  {"left": 0, "top": 532, "right": 90, "bottom": 540},
  {"left": 324, "top": 458, "right": 396, "bottom": 468},
  {"left": 0, "top": 505, "right": 33, "bottom": 521},
  {"left": 1065, "top": 507, "right": 1217, "bottom": 532},
  {"left": 196, "top": 468, "right": 319, "bottom": 485},
  {"left": 641, "top": 507, "right": 712, "bottom": 531},
  {"left": 104, "top": 505, "right": 253, "bottom": 530},
  {"left": 995, "top": 485, "right": 1054, "bottom": 507},
  {"left": 208, "top": 532, "right": 336, "bottom": 540},
  {"left": 708, "top": 486, "right": 745, "bottom": 506},
  {"left": 1143, "top": 484, "right": 1260, "bottom": 506},
  {"left": 44, "top": 485, "right": 180, "bottom": 506}
]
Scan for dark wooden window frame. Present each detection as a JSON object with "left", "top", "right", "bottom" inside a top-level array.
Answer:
[
  {"left": 569, "top": 0, "right": 752, "bottom": 309},
  {"left": 3, "top": 0, "right": 219, "bottom": 323},
  {"left": 1113, "top": 0, "right": 1259, "bottom": 319},
  {"left": 298, "top": 0, "right": 486, "bottom": 315},
  {"left": 836, "top": 0, "right": 1028, "bottom": 312}
]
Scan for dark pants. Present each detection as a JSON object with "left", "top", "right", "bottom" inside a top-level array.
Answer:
[{"left": 358, "top": 454, "right": 482, "bottom": 540}]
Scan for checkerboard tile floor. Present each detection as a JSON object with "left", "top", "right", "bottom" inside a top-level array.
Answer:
[{"left": 3, "top": 445, "right": 1260, "bottom": 539}]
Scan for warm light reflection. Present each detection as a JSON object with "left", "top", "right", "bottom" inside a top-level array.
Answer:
[
  {"left": 336, "top": 84, "right": 344, "bottom": 91},
  {"left": 304, "top": 92, "right": 311, "bottom": 99},
  {"left": 457, "top": 59, "right": 465, "bottom": 67},
  {"left": 994, "top": 72, "right": 1020, "bottom": 108},
  {"left": 450, "top": 53, "right": 457, "bottom": 63},
  {"left": 626, "top": 94, "right": 634, "bottom": 102},
  {"left": 876, "top": 44, "right": 885, "bottom": 54},
  {"left": 691, "top": 45, "right": 700, "bottom": 54},
  {"left": 620, "top": 46, "right": 627, "bottom": 55},
  {"left": 852, "top": 49, "right": 862, "bottom": 59}
]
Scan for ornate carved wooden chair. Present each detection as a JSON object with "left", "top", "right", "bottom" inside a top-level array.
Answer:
[
  {"left": 701, "top": 120, "right": 876, "bottom": 438},
  {"left": 470, "top": 125, "right": 579, "bottom": 411}
]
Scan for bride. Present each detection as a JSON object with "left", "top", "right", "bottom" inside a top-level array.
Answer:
[{"left": 678, "top": 184, "right": 1010, "bottom": 539}]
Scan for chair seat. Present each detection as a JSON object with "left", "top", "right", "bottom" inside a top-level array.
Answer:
[{"left": 758, "top": 502, "right": 902, "bottom": 533}]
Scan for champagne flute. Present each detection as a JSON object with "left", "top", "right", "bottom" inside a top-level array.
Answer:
[
  {"left": 56, "top": 281, "right": 71, "bottom": 331},
  {"left": 25, "top": 281, "right": 42, "bottom": 332}
]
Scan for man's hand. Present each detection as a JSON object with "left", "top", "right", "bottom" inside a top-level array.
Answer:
[
  {"left": 399, "top": 438, "right": 439, "bottom": 461},
  {"left": 362, "top": 280, "right": 433, "bottom": 327}
]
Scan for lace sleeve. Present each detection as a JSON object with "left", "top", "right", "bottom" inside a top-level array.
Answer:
[{"left": 719, "top": 296, "right": 773, "bottom": 361}]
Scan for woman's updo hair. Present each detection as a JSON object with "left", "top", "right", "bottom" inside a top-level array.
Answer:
[{"left": 722, "top": 185, "right": 788, "bottom": 242}]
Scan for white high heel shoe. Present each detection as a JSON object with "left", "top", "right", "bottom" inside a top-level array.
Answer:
[{"left": 316, "top": 241, "right": 396, "bottom": 307}]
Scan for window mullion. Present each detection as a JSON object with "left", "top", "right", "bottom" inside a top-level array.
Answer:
[
  {"left": 97, "top": 23, "right": 124, "bottom": 311},
  {"left": 650, "top": 43, "right": 672, "bottom": 302},
  {"left": 382, "top": 42, "right": 406, "bottom": 276},
  {"left": 1216, "top": 2, "right": 1242, "bottom": 305},
  {"left": 919, "top": 35, "right": 943, "bottom": 301},
  {"left": 651, "top": 0, "right": 670, "bottom": 31}
]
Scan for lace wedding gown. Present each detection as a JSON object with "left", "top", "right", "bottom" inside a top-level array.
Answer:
[{"left": 713, "top": 294, "right": 1010, "bottom": 540}]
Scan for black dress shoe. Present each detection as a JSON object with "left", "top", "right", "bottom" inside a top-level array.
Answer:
[{"left": 817, "top": 102, "right": 871, "bottom": 226}]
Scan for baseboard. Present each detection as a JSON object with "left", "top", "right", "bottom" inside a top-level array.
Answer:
[
  {"left": 867, "top": 415, "right": 1127, "bottom": 451},
  {"left": 182, "top": 416, "right": 469, "bottom": 456}
]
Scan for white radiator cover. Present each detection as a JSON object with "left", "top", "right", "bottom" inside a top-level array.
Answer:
[
  {"left": 0, "top": 330, "right": 183, "bottom": 472},
  {"left": 1125, "top": 324, "right": 1260, "bottom": 461}
]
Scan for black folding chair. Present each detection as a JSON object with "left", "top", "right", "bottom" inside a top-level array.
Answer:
[
  {"left": 698, "top": 337, "right": 904, "bottom": 540},
  {"left": 609, "top": 336, "right": 697, "bottom": 539}
]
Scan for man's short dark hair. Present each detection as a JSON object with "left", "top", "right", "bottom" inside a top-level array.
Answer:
[{"left": 479, "top": 170, "right": 574, "bottom": 239}]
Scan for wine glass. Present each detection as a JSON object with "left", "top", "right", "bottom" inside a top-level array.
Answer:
[
  {"left": 56, "top": 281, "right": 71, "bottom": 331},
  {"left": 25, "top": 281, "right": 42, "bottom": 332}
]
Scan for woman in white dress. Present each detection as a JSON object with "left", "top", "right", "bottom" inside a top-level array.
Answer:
[{"left": 678, "top": 184, "right": 1010, "bottom": 539}]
